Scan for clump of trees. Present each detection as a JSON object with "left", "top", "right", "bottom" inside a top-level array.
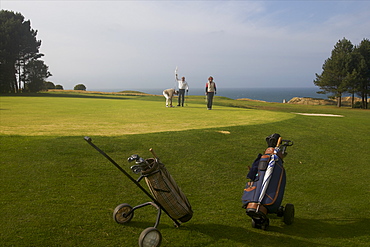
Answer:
[
  {"left": 314, "top": 38, "right": 370, "bottom": 108},
  {"left": 44, "top": 81, "right": 63, "bottom": 90},
  {"left": 44, "top": 81, "right": 55, "bottom": 90},
  {"left": 0, "top": 10, "right": 51, "bottom": 93},
  {"left": 74, "top": 84, "right": 86, "bottom": 91}
]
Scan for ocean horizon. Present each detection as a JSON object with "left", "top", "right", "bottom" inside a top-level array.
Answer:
[{"left": 90, "top": 87, "right": 334, "bottom": 103}]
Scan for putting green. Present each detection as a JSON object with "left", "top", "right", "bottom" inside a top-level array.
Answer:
[{"left": 0, "top": 97, "right": 294, "bottom": 136}]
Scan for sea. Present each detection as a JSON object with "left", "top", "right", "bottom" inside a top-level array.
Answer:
[{"left": 92, "top": 87, "right": 331, "bottom": 103}]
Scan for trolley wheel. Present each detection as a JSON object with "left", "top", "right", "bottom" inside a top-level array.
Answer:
[
  {"left": 113, "top": 203, "right": 134, "bottom": 224},
  {"left": 138, "top": 227, "right": 162, "bottom": 247},
  {"left": 251, "top": 218, "right": 269, "bottom": 230},
  {"left": 277, "top": 206, "right": 284, "bottom": 217},
  {"left": 251, "top": 218, "right": 259, "bottom": 229},
  {"left": 283, "top": 203, "right": 295, "bottom": 225},
  {"left": 261, "top": 218, "right": 270, "bottom": 231}
]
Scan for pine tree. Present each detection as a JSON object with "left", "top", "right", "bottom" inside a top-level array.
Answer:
[
  {"left": 0, "top": 10, "right": 50, "bottom": 93},
  {"left": 354, "top": 39, "right": 370, "bottom": 109},
  {"left": 314, "top": 38, "right": 354, "bottom": 107}
]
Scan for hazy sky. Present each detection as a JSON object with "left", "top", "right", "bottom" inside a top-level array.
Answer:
[{"left": 2, "top": 0, "right": 369, "bottom": 90}]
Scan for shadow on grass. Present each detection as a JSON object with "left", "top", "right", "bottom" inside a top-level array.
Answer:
[
  {"left": 174, "top": 217, "right": 369, "bottom": 246},
  {"left": 275, "top": 217, "right": 370, "bottom": 239},
  {"left": 180, "top": 222, "right": 321, "bottom": 246}
]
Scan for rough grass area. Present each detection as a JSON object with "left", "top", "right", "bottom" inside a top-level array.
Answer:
[{"left": 0, "top": 92, "right": 369, "bottom": 246}]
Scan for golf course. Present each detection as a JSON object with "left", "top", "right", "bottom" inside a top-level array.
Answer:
[{"left": 1, "top": 91, "right": 369, "bottom": 246}]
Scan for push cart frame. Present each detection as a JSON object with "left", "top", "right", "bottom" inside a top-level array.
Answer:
[{"left": 84, "top": 137, "right": 182, "bottom": 246}]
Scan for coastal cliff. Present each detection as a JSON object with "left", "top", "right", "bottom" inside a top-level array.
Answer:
[{"left": 288, "top": 96, "right": 368, "bottom": 106}]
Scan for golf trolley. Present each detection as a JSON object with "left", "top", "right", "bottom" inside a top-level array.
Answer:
[
  {"left": 241, "top": 134, "right": 294, "bottom": 230},
  {"left": 84, "top": 137, "right": 192, "bottom": 247}
]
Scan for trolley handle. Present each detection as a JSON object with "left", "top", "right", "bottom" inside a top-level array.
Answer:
[
  {"left": 280, "top": 139, "right": 293, "bottom": 156},
  {"left": 84, "top": 136, "right": 92, "bottom": 143},
  {"left": 281, "top": 139, "right": 293, "bottom": 146}
]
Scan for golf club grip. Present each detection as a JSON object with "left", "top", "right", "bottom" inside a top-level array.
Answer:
[
  {"left": 276, "top": 137, "right": 282, "bottom": 147},
  {"left": 149, "top": 148, "right": 159, "bottom": 159},
  {"left": 84, "top": 136, "right": 92, "bottom": 142}
]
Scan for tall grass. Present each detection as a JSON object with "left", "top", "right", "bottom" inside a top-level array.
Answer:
[{"left": 0, "top": 92, "right": 369, "bottom": 246}]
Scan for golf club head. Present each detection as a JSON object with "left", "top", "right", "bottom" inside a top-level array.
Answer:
[
  {"left": 128, "top": 154, "right": 140, "bottom": 162},
  {"left": 130, "top": 165, "right": 142, "bottom": 174},
  {"left": 128, "top": 155, "right": 149, "bottom": 173}
]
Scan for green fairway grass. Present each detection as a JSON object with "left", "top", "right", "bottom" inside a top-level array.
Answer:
[
  {"left": 0, "top": 95, "right": 293, "bottom": 136},
  {"left": 1, "top": 92, "right": 369, "bottom": 246}
]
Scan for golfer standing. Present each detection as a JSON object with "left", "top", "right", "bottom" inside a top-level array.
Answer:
[
  {"left": 176, "top": 74, "right": 189, "bottom": 107},
  {"left": 205, "top": 76, "right": 217, "bottom": 110},
  {"left": 163, "top": 88, "right": 178, "bottom": 107}
]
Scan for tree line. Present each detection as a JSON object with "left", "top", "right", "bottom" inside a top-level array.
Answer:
[
  {"left": 0, "top": 10, "right": 86, "bottom": 93},
  {"left": 314, "top": 38, "right": 370, "bottom": 108},
  {"left": 0, "top": 10, "right": 52, "bottom": 93}
]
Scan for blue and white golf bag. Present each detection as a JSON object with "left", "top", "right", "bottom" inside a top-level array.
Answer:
[
  {"left": 242, "top": 147, "right": 286, "bottom": 214},
  {"left": 241, "top": 134, "right": 294, "bottom": 229}
]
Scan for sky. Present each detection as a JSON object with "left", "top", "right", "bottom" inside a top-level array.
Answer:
[{"left": 1, "top": 0, "right": 370, "bottom": 90}]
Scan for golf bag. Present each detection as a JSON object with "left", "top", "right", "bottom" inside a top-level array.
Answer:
[
  {"left": 140, "top": 158, "right": 193, "bottom": 223},
  {"left": 241, "top": 133, "right": 294, "bottom": 230},
  {"left": 84, "top": 137, "right": 193, "bottom": 247}
]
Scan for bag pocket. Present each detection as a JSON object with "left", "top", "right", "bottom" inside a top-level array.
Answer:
[
  {"left": 258, "top": 155, "right": 270, "bottom": 171},
  {"left": 242, "top": 182, "right": 257, "bottom": 204}
]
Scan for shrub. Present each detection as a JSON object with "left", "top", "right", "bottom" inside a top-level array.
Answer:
[
  {"left": 74, "top": 84, "right": 86, "bottom": 91},
  {"left": 353, "top": 101, "right": 362, "bottom": 108},
  {"left": 44, "top": 81, "right": 55, "bottom": 89}
]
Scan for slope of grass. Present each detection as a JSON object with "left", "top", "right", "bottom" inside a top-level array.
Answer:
[{"left": 0, "top": 92, "right": 369, "bottom": 246}]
